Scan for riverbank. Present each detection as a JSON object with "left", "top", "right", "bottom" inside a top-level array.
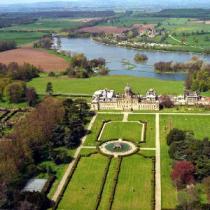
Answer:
[{"left": 93, "top": 36, "right": 209, "bottom": 54}]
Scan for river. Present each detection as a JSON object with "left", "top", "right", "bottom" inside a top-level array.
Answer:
[{"left": 58, "top": 37, "right": 210, "bottom": 81}]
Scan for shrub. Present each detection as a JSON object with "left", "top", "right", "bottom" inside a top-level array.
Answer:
[{"left": 171, "top": 161, "right": 195, "bottom": 189}]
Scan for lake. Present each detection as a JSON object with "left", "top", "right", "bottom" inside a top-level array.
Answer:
[{"left": 58, "top": 37, "right": 210, "bottom": 81}]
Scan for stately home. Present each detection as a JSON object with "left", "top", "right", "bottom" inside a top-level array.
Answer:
[
  {"left": 91, "top": 86, "right": 160, "bottom": 111},
  {"left": 91, "top": 86, "right": 210, "bottom": 111}
]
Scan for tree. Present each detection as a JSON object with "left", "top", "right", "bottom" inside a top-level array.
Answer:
[
  {"left": 16, "top": 192, "right": 51, "bottom": 210},
  {"left": 171, "top": 161, "right": 195, "bottom": 188},
  {"left": 4, "top": 81, "right": 26, "bottom": 103},
  {"left": 160, "top": 95, "right": 174, "bottom": 108},
  {"left": 203, "top": 177, "right": 210, "bottom": 203},
  {"left": 25, "top": 88, "right": 38, "bottom": 106},
  {"left": 46, "top": 82, "right": 53, "bottom": 96},
  {"left": 177, "top": 185, "right": 202, "bottom": 210},
  {"left": 167, "top": 128, "right": 186, "bottom": 145}
]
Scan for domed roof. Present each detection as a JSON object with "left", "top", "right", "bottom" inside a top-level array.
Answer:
[{"left": 124, "top": 85, "right": 132, "bottom": 93}]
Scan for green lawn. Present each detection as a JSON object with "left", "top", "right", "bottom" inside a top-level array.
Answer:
[
  {"left": 112, "top": 155, "right": 154, "bottom": 210},
  {"left": 98, "top": 158, "right": 119, "bottom": 210},
  {"left": 0, "top": 31, "right": 46, "bottom": 46},
  {"left": 99, "top": 121, "right": 142, "bottom": 142},
  {"left": 160, "top": 115, "right": 210, "bottom": 209},
  {"left": 57, "top": 154, "right": 108, "bottom": 210},
  {"left": 28, "top": 74, "right": 184, "bottom": 95},
  {"left": 128, "top": 114, "right": 156, "bottom": 147},
  {"left": 85, "top": 114, "right": 123, "bottom": 146}
]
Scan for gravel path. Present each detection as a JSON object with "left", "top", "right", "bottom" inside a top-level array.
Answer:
[
  {"left": 155, "top": 113, "right": 161, "bottom": 210},
  {"left": 52, "top": 115, "right": 97, "bottom": 202}
]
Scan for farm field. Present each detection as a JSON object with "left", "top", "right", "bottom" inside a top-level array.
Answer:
[
  {"left": 99, "top": 121, "right": 142, "bottom": 142},
  {"left": 0, "top": 31, "right": 46, "bottom": 46},
  {"left": 0, "top": 48, "right": 69, "bottom": 72},
  {"left": 160, "top": 114, "right": 210, "bottom": 209},
  {"left": 97, "top": 16, "right": 166, "bottom": 27},
  {"left": 1, "top": 18, "right": 89, "bottom": 32},
  {"left": 28, "top": 74, "right": 184, "bottom": 95}
]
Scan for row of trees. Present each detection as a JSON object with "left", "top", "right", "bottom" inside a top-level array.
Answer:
[
  {"left": 154, "top": 56, "right": 210, "bottom": 92},
  {"left": 0, "top": 62, "right": 40, "bottom": 81},
  {"left": 0, "top": 41, "right": 16, "bottom": 52},
  {"left": 167, "top": 128, "right": 210, "bottom": 209},
  {"left": 0, "top": 97, "right": 91, "bottom": 209},
  {"left": 65, "top": 53, "right": 109, "bottom": 78},
  {"left": 34, "top": 35, "right": 53, "bottom": 49},
  {"left": 154, "top": 56, "right": 204, "bottom": 73}
]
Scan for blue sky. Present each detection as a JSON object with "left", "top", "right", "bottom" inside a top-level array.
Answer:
[
  {"left": 0, "top": 0, "right": 208, "bottom": 5},
  {"left": 0, "top": 0, "right": 77, "bottom": 4}
]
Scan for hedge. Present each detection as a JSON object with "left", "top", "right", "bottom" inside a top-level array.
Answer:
[
  {"left": 94, "top": 157, "right": 112, "bottom": 210},
  {"left": 107, "top": 157, "right": 122, "bottom": 210},
  {"left": 139, "top": 120, "right": 147, "bottom": 143},
  {"left": 96, "top": 120, "right": 111, "bottom": 142}
]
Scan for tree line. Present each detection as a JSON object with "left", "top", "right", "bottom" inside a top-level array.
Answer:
[
  {"left": 0, "top": 40, "right": 16, "bottom": 52},
  {"left": 0, "top": 97, "right": 91, "bottom": 209},
  {"left": 154, "top": 57, "right": 210, "bottom": 92},
  {"left": 167, "top": 128, "right": 210, "bottom": 209},
  {"left": 64, "top": 53, "right": 109, "bottom": 78}
]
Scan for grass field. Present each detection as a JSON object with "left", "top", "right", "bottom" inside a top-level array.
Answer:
[
  {"left": 57, "top": 154, "right": 108, "bottom": 210},
  {"left": 1, "top": 18, "right": 87, "bottom": 32},
  {"left": 112, "top": 155, "right": 154, "bottom": 210},
  {"left": 159, "top": 18, "right": 210, "bottom": 33},
  {"left": 99, "top": 121, "right": 142, "bottom": 142},
  {"left": 160, "top": 115, "right": 210, "bottom": 209},
  {"left": 85, "top": 114, "right": 123, "bottom": 146},
  {"left": 28, "top": 74, "right": 184, "bottom": 95},
  {"left": 0, "top": 31, "right": 46, "bottom": 46},
  {"left": 128, "top": 114, "right": 155, "bottom": 147}
]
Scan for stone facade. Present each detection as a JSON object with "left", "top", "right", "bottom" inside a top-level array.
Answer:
[{"left": 91, "top": 86, "right": 160, "bottom": 111}]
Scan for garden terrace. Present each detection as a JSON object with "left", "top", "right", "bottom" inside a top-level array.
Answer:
[
  {"left": 99, "top": 121, "right": 143, "bottom": 143},
  {"left": 84, "top": 114, "right": 123, "bottom": 146},
  {"left": 128, "top": 114, "right": 155, "bottom": 148}
]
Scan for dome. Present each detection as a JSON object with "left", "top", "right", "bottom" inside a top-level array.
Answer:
[{"left": 124, "top": 85, "right": 132, "bottom": 93}]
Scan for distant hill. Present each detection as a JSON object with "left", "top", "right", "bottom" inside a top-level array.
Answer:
[
  {"left": 154, "top": 8, "right": 210, "bottom": 18},
  {"left": 0, "top": 0, "right": 210, "bottom": 13}
]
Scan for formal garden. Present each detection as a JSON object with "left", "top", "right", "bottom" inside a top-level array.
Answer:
[
  {"left": 55, "top": 113, "right": 156, "bottom": 210},
  {"left": 53, "top": 113, "right": 210, "bottom": 210}
]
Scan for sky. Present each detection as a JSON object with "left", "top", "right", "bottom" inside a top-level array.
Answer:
[
  {"left": 0, "top": 0, "right": 77, "bottom": 4},
  {"left": 0, "top": 0, "right": 208, "bottom": 6}
]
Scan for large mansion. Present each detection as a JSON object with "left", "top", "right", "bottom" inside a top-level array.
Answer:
[
  {"left": 91, "top": 86, "right": 210, "bottom": 111},
  {"left": 91, "top": 86, "right": 159, "bottom": 111}
]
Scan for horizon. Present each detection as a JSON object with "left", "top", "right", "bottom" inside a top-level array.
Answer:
[{"left": 0, "top": 0, "right": 209, "bottom": 6}]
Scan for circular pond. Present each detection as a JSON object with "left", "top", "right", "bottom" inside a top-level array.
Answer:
[{"left": 99, "top": 140, "right": 137, "bottom": 157}]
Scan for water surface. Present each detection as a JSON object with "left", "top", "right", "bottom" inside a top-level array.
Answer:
[{"left": 59, "top": 37, "right": 210, "bottom": 81}]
